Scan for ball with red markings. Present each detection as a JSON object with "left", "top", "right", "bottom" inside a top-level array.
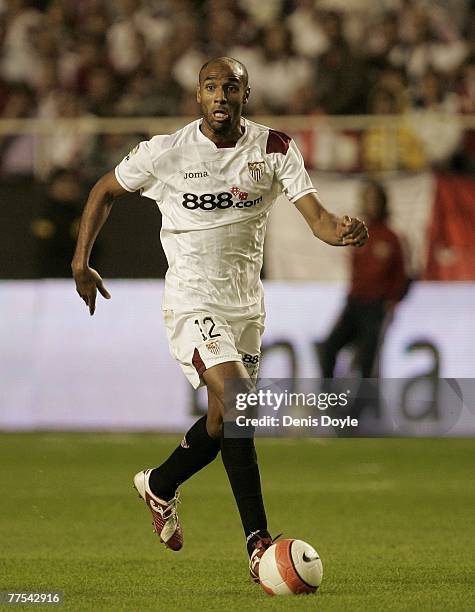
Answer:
[{"left": 258, "top": 539, "right": 323, "bottom": 596}]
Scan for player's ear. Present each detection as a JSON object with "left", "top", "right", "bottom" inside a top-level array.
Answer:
[
  {"left": 196, "top": 84, "right": 201, "bottom": 103},
  {"left": 243, "top": 87, "right": 250, "bottom": 105}
]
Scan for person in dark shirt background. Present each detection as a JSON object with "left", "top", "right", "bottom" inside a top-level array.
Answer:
[
  {"left": 319, "top": 178, "right": 407, "bottom": 380},
  {"left": 31, "top": 169, "right": 84, "bottom": 278}
]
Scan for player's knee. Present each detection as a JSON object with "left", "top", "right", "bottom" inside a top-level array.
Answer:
[{"left": 206, "top": 413, "right": 223, "bottom": 439}]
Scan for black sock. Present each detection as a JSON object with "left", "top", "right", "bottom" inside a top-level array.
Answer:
[
  {"left": 149, "top": 415, "right": 220, "bottom": 500},
  {"left": 220, "top": 426, "right": 268, "bottom": 546}
]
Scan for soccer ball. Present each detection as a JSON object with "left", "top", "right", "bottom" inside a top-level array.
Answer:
[{"left": 258, "top": 539, "right": 323, "bottom": 596}]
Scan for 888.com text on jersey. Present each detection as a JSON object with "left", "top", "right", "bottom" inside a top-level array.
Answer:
[{"left": 181, "top": 188, "right": 263, "bottom": 212}]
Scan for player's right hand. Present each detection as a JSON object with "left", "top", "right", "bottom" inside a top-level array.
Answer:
[{"left": 72, "top": 266, "right": 111, "bottom": 316}]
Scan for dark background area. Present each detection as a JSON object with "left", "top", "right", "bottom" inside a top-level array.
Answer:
[{"left": 0, "top": 179, "right": 167, "bottom": 278}]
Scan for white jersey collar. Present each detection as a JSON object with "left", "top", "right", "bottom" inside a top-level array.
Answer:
[{"left": 195, "top": 117, "right": 248, "bottom": 150}]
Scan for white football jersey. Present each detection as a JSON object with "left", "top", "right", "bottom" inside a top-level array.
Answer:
[{"left": 115, "top": 117, "right": 316, "bottom": 318}]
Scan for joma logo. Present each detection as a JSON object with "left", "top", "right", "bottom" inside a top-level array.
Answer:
[{"left": 184, "top": 171, "right": 208, "bottom": 179}]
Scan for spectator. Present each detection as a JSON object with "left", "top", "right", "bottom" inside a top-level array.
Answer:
[
  {"left": 204, "top": 9, "right": 239, "bottom": 58},
  {"left": 0, "top": 0, "right": 43, "bottom": 86},
  {"left": 318, "top": 179, "right": 408, "bottom": 380},
  {"left": 140, "top": 46, "right": 184, "bottom": 116},
  {"left": 457, "top": 55, "right": 475, "bottom": 115},
  {"left": 363, "top": 84, "right": 425, "bottom": 171},
  {"left": 249, "top": 22, "right": 312, "bottom": 114},
  {"left": 454, "top": 55, "right": 475, "bottom": 170},
  {"left": 170, "top": 14, "right": 206, "bottom": 94},
  {"left": 30, "top": 168, "right": 84, "bottom": 277},
  {"left": 286, "top": 0, "right": 328, "bottom": 59},
  {"left": 237, "top": 0, "right": 283, "bottom": 27},
  {"left": 374, "top": 64, "right": 410, "bottom": 113},
  {"left": 313, "top": 11, "right": 368, "bottom": 114},
  {"left": 413, "top": 68, "right": 458, "bottom": 112},
  {"left": 394, "top": 6, "right": 468, "bottom": 82},
  {"left": 79, "top": 6, "right": 109, "bottom": 41},
  {"left": 107, "top": 0, "right": 170, "bottom": 75},
  {"left": 409, "top": 69, "right": 462, "bottom": 166},
  {"left": 65, "top": 36, "right": 108, "bottom": 94},
  {"left": 38, "top": 90, "right": 91, "bottom": 176},
  {"left": 115, "top": 70, "right": 155, "bottom": 117},
  {"left": 84, "top": 66, "right": 119, "bottom": 116},
  {"left": 365, "top": 11, "right": 401, "bottom": 71},
  {"left": 0, "top": 82, "right": 36, "bottom": 175}
]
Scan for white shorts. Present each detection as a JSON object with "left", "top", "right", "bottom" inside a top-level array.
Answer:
[{"left": 163, "top": 310, "right": 264, "bottom": 389}]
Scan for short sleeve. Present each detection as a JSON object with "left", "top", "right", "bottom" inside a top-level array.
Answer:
[
  {"left": 274, "top": 139, "right": 317, "bottom": 203},
  {"left": 115, "top": 140, "right": 154, "bottom": 192}
]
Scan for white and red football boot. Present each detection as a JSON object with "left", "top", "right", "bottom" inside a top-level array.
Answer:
[
  {"left": 249, "top": 534, "right": 280, "bottom": 583},
  {"left": 133, "top": 469, "right": 183, "bottom": 551}
]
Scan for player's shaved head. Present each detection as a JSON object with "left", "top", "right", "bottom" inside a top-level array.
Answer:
[
  {"left": 197, "top": 56, "right": 250, "bottom": 144},
  {"left": 199, "top": 57, "right": 249, "bottom": 87}
]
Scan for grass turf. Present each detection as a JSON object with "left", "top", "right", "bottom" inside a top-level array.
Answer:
[{"left": 0, "top": 435, "right": 474, "bottom": 611}]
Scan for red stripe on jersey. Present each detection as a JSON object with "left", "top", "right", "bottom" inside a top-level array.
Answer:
[
  {"left": 266, "top": 130, "right": 292, "bottom": 155},
  {"left": 192, "top": 348, "right": 206, "bottom": 376}
]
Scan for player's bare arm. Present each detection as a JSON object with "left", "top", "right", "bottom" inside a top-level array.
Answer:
[
  {"left": 295, "top": 192, "right": 368, "bottom": 247},
  {"left": 72, "top": 170, "right": 127, "bottom": 315}
]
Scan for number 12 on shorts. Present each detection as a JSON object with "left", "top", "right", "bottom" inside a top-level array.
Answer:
[{"left": 194, "top": 317, "right": 221, "bottom": 341}]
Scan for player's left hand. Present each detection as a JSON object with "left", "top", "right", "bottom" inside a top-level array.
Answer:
[{"left": 338, "top": 215, "right": 368, "bottom": 247}]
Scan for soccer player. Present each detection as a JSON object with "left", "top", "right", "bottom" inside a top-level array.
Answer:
[{"left": 72, "top": 57, "right": 368, "bottom": 581}]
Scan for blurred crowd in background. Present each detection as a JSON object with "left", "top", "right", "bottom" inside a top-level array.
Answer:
[
  {"left": 1, "top": 0, "right": 474, "bottom": 120},
  {"left": 1, "top": 0, "right": 475, "bottom": 176},
  {"left": 0, "top": 0, "right": 474, "bottom": 176},
  {"left": 0, "top": 0, "right": 474, "bottom": 278}
]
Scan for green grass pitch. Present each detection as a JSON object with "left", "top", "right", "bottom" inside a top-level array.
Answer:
[{"left": 1, "top": 434, "right": 474, "bottom": 611}]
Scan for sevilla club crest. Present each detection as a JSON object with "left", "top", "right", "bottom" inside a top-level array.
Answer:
[
  {"left": 248, "top": 161, "right": 265, "bottom": 182},
  {"left": 206, "top": 341, "right": 220, "bottom": 355}
]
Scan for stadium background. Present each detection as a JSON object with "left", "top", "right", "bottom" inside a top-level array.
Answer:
[{"left": 1, "top": 2, "right": 474, "bottom": 610}]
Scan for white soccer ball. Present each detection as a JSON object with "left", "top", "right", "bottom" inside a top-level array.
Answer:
[{"left": 259, "top": 539, "right": 323, "bottom": 596}]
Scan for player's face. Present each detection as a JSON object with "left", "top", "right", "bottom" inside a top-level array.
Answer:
[{"left": 197, "top": 63, "right": 250, "bottom": 136}]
